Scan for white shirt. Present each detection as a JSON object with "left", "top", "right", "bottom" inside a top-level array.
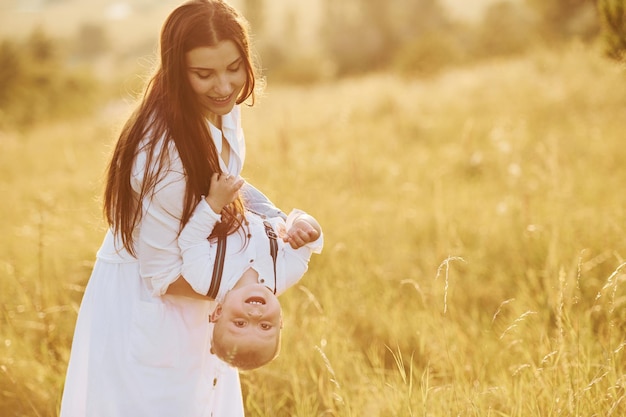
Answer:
[
  {"left": 178, "top": 204, "right": 323, "bottom": 300},
  {"left": 98, "top": 106, "right": 249, "bottom": 295}
]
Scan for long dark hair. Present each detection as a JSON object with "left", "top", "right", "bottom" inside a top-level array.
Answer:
[{"left": 104, "top": 0, "right": 257, "bottom": 256}]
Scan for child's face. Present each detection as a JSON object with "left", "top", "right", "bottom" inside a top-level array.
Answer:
[{"left": 211, "top": 284, "right": 282, "bottom": 363}]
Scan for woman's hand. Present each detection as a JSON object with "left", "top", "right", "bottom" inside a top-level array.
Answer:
[{"left": 205, "top": 173, "right": 244, "bottom": 213}]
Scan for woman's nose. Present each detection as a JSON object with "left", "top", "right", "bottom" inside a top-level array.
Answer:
[{"left": 214, "top": 74, "right": 233, "bottom": 96}]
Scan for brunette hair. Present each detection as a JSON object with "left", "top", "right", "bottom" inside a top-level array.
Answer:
[{"left": 104, "top": 0, "right": 257, "bottom": 255}]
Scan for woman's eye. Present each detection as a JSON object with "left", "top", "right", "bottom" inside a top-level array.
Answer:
[
  {"left": 234, "top": 320, "right": 246, "bottom": 327},
  {"left": 260, "top": 323, "right": 272, "bottom": 330},
  {"left": 228, "top": 64, "right": 241, "bottom": 73},
  {"left": 196, "top": 72, "right": 212, "bottom": 79}
]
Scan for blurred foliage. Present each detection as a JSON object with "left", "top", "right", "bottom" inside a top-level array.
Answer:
[
  {"left": 319, "top": 0, "right": 451, "bottom": 76},
  {"left": 392, "top": 30, "right": 465, "bottom": 77},
  {"left": 524, "top": 0, "right": 600, "bottom": 43},
  {"left": 0, "top": 28, "right": 100, "bottom": 130},
  {"left": 73, "top": 23, "right": 110, "bottom": 60},
  {"left": 476, "top": 1, "right": 539, "bottom": 58},
  {"left": 0, "top": 0, "right": 620, "bottom": 128},
  {"left": 251, "top": 0, "right": 605, "bottom": 83},
  {"left": 598, "top": 0, "right": 626, "bottom": 61}
]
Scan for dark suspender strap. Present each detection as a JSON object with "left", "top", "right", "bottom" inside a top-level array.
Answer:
[
  {"left": 263, "top": 221, "right": 278, "bottom": 294},
  {"left": 207, "top": 235, "right": 226, "bottom": 299}
]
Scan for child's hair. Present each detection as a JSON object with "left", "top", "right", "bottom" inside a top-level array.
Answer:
[{"left": 211, "top": 322, "right": 281, "bottom": 370}]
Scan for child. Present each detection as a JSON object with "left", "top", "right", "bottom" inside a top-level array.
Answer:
[{"left": 178, "top": 203, "right": 323, "bottom": 370}]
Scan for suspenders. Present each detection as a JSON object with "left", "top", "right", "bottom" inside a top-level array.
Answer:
[
  {"left": 263, "top": 221, "right": 278, "bottom": 295},
  {"left": 207, "top": 220, "right": 278, "bottom": 299},
  {"left": 206, "top": 234, "right": 226, "bottom": 299}
]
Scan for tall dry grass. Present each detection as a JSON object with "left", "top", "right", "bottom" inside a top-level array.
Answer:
[{"left": 1, "top": 42, "right": 626, "bottom": 416}]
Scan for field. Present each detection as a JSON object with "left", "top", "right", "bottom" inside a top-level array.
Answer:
[{"left": 2, "top": 42, "right": 626, "bottom": 416}]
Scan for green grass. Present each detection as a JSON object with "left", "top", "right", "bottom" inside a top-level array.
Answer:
[{"left": 2, "top": 42, "right": 626, "bottom": 416}]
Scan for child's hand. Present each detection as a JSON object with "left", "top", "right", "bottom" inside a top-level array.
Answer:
[
  {"left": 276, "top": 224, "right": 288, "bottom": 239},
  {"left": 205, "top": 173, "right": 244, "bottom": 213},
  {"left": 284, "top": 214, "right": 321, "bottom": 249}
]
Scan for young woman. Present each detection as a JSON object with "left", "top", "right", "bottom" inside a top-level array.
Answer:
[{"left": 59, "top": 1, "right": 318, "bottom": 416}]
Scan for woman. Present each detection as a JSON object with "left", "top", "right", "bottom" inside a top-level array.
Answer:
[{"left": 58, "top": 1, "right": 307, "bottom": 416}]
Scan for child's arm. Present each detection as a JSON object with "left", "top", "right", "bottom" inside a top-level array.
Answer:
[
  {"left": 273, "top": 209, "right": 323, "bottom": 295},
  {"left": 168, "top": 173, "right": 242, "bottom": 299},
  {"left": 166, "top": 276, "right": 210, "bottom": 300},
  {"left": 166, "top": 198, "right": 222, "bottom": 299}
]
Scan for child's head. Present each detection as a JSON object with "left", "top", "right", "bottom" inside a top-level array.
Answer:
[{"left": 210, "top": 283, "right": 283, "bottom": 370}]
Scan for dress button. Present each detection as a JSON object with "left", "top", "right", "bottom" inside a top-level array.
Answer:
[
  {"left": 260, "top": 278, "right": 265, "bottom": 283},
  {"left": 249, "top": 259, "right": 254, "bottom": 263},
  {"left": 213, "top": 378, "right": 217, "bottom": 387}
]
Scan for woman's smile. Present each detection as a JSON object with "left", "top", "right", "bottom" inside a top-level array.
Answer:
[{"left": 186, "top": 40, "right": 247, "bottom": 122}]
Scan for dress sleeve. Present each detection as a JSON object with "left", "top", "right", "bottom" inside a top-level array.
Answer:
[{"left": 132, "top": 141, "right": 219, "bottom": 297}]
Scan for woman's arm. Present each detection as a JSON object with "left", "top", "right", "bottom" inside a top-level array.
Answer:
[
  {"left": 133, "top": 149, "right": 191, "bottom": 296},
  {"left": 132, "top": 143, "right": 224, "bottom": 298},
  {"left": 166, "top": 276, "right": 210, "bottom": 300}
]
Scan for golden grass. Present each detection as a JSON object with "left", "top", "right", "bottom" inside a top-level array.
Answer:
[{"left": 2, "top": 42, "right": 626, "bottom": 416}]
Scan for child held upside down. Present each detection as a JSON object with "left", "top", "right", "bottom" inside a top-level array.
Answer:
[{"left": 175, "top": 179, "right": 323, "bottom": 370}]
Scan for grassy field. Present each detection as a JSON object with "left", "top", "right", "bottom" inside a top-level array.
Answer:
[{"left": 2, "top": 42, "right": 626, "bottom": 416}]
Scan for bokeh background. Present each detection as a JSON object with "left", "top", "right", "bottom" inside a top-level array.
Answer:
[
  {"left": 0, "top": 0, "right": 617, "bottom": 129},
  {"left": 1, "top": 1, "right": 626, "bottom": 416}
]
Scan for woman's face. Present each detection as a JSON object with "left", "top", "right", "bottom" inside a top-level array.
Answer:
[{"left": 186, "top": 40, "right": 247, "bottom": 125}]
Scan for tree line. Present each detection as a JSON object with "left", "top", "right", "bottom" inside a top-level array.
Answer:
[{"left": 0, "top": 0, "right": 624, "bottom": 130}]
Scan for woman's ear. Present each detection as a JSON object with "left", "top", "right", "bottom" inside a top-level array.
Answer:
[{"left": 209, "top": 305, "right": 223, "bottom": 323}]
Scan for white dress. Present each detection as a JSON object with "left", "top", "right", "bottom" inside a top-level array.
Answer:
[{"left": 60, "top": 106, "right": 254, "bottom": 417}]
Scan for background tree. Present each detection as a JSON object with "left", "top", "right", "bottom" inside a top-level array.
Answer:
[
  {"left": 73, "top": 23, "right": 109, "bottom": 60},
  {"left": 0, "top": 28, "right": 99, "bottom": 129},
  {"left": 598, "top": 0, "right": 626, "bottom": 61},
  {"left": 0, "top": 40, "right": 23, "bottom": 119},
  {"left": 524, "top": 0, "right": 599, "bottom": 43},
  {"left": 475, "top": 1, "right": 538, "bottom": 58},
  {"left": 320, "top": 0, "right": 450, "bottom": 76}
]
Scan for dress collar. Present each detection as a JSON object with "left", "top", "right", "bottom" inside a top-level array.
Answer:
[{"left": 207, "top": 107, "right": 238, "bottom": 155}]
